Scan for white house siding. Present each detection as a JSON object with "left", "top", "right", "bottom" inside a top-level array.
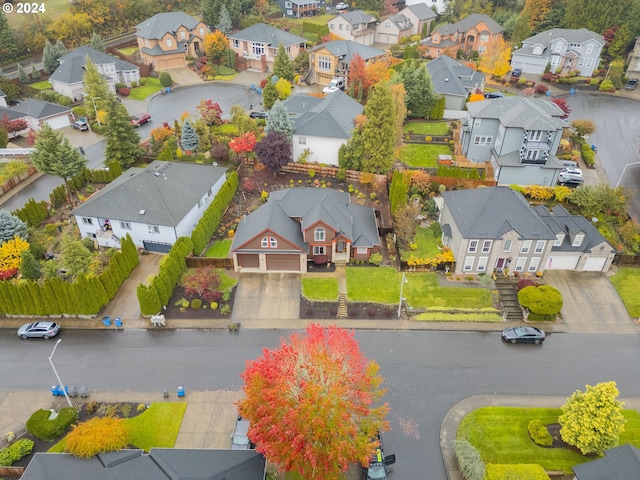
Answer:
[
  {"left": 75, "top": 215, "right": 177, "bottom": 249},
  {"left": 545, "top": 254, "right": 580, "bottom": 270},
  {"left": 292, "top": 134, "right": 345, "bottom": 166},
  {"left": 173, "top": 174, "right": 227, "bottom": 240}
]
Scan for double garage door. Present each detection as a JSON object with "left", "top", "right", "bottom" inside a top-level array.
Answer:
[
  {"left": 546, "top": 255, "right": 608, "bottom": 272},
  {"left": 237, "top": 254, "right": 301, "bottom": 272}
]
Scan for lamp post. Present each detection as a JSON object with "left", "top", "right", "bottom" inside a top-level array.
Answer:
[
  {"left": 49, "top": 339, "right": 73, "bottom": 408},
  {"left": 615, "top": 161, "right": 640, "bottom": 188},
  {"left": 397, "top": 272, "right": 407, "bottom": 318},
  {"left": 91, "top": 97, "right": 101, "bottom": 126}
]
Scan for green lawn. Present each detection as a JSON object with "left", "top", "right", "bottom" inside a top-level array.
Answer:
[
  {"left": 457, "top": 406, "right": 640, "bottom": 472},
  {"left": 403, "top": 273, "right": 493, "bottom": 309},
  {"left": 347, "top": 267, "right": 400, "bottom": 303},
  {"left": 30, "top": 80, "right": 52, "bottom": 90},
  {"left": 403, "top": 121, "right": 449, "bottom": 135},
  {"left": 218, "top": 269, "right": 238, "bottom": 292},
  {"left": 205, "top": 238, "right": 232, "bottom": 258},
  {"left": 399, "top": 144, "right": 452, "bottom": 167},
  {"left": 118, "top": 47, "right": 138, "bottom": 56},
  {"left": 128, "top": 77, "right": 162, "bottom": 101},
  {"left": 302, "top": 277, "right": 339, "bottom": 301},
  {"left": 610, "top": 267, "right": 640, "bottom": 317},
  {"left": 212, "top": 124, "right": 240, "bottom": 135},
  {"left": 400, "top": 226, "right": 441, "bottom": 260}
]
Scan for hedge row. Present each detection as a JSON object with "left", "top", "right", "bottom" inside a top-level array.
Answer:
[
  {"left": 49, "top": 161, "right": 123, "bottom": 208},
  {"left": 436, "top": 165, "right": 482, "bottom": 179},
  {"left": 0, "top": 235, "right": 139, "bottom": 316},
  {"left": 581, "top": 143, "right": 595, "bottom": 167},
  {"left": 26, "top": 407, "right": 78, "bottom": 442},
  {"left": 0, "top": 438, "right": 34, "bottom": 466},
  {"left": 137, "top": 236, "right": 193, "bottom": 316},
  {"left": 12, "top": 197, "right": 49, "bottom": 228},
  {"left": 455, "top": 439, "right": 485, "bottom": 480},
  {"left": 191, "top": 171, "right": 239, "bottom": 255}
]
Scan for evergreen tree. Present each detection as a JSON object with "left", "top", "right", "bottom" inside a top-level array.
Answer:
[
  {"left": 262, "top": 81, "right": 278, "bottom": 109},
  {"left": 181, "top": 119, "right": 199, "bottom": 152},
  {"left": 30, "top": 63, "right": 41, "bottom": 81},
  {"left": 0, "top": 12, "right": 17, "bottom": 63},
  {"left": 216, "top": 5, "right": 233, "bottom": 35},
  {"left": 31, "top": 124, "right": 88, "bottom": 201},
  {"left": 17, "top": 64, "right": 29, "bottom": 84},
  {"left": 338, "top": 131, "right": 364, "bottom": 171},
  {"left": 273, "top": 43, "right": 295, "bottom": 82},
  {"left": 0, "top": 211, "right": 29, "bottom": 243},
  {"left": 90, "top": 31, "right": 106, "bottom": 52},
  {"left": 54, "top": 39, "right": 67, "bottom": 57},
  {"left": 404, "top": 64, "right": 437, "bottom": 119},
  {"left": 20, "top": 250, "right": 41, "bottom": 281},
  {"left": 563, "top": 0, "right": 633, "bottom": 35},
  {"left": 265, "top": 100, "right": 294, "bottom": 139},
  {"left": 201, "top": 0, "right": 218, "bottom": 27},
  {"left": 608, "top": 24, "right": 634, "bottom": 59},
  {"left": 42, "top": 41, "right": 59, "bottom": 75},
  {"left": 104, "top": 95, "right": 144, "bottom": 168},
  {"left": 0, "top": 126, "right": 7, "bottom": 148},
  {"left": 359, "top": 82, "right": 395, "bottom": 174},
  {"left": 61, "top": 239, "right": 92, "bottom": 279},
  {"left": 82, "top": 57, "right": 111, "bottom": 121}
]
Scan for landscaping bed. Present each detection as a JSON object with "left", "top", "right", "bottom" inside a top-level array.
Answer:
[{"left": 300, "top": 297, "right": 396, "bottom": 320}]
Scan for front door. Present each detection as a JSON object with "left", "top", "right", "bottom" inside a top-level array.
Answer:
[{"left": 495, "top": 258, "right": 505, "bottom": 272}]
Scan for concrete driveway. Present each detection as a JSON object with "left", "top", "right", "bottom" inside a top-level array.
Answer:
[
  {"left": 542, "top": 270, "right": 637, "bottom": 334},
  {"left": 231, "top": 273, "right": 301, "bottom": 327}
]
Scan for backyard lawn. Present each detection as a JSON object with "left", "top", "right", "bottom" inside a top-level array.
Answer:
[
  {"left": 30, "top": 80, "right": 52, "bottom": 90},
  {"left": 205, "top": 238, "right": 232, "bottom": 258},
  {"left": 400, "top": 226, "right": 442, "bottom": 260},
  {"left": 403, "top": 121, "right": 449, "bottom": 135},
  {"left": 400, "top": 144, "right": 452, "bottom": 167},
  {"left": 457, "top": 406, "right": 640, "bottom": 472},
  {"left": 128, "top": 77, "right": 162, "bottom": 101},
  {"left": 610, "top": 267, "right": 640, "bottom": 317},
  {"left": 302, "top": 277, "right": 339, "bottom": 301}
]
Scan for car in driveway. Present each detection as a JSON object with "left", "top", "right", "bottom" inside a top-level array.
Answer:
[
  {"left": 501, "top": 326, "right": 545, "bottom": 344},
  {"left": 558, "top": 168, "right": 584, "bottom": 187},
  {"left": 484, "top": 91, "right": 506, "bottom": 99},
  {"left": 336, "top": 2, "right": 349, "bottom": 10},
  {"left": 510, "top": 68, "right": 522, "bottom": 78},
  {"left": 17, "top": 321, "right": 60, "bottom": 339},
  {"left": 71, "top": 119, "right": 89, "bottom": 131},
  {"left": 363, "top": 432, "right": 396, "bottom": 480},
  {"left": 230, "top": 416, "right": 254, "bottom": 450},
  {"left": 131, "top": 112, "right": 151, "bottom": 127},
  {"left": 625, "top": 78, "right": 638, "bottom": 90}
]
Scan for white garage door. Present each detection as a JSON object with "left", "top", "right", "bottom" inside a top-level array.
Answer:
[
  {"left": 546, "top": 255, "right": 580, "bottom": 270},
  {"left": 583, "top": 256, "right": 607, "bottom": 272},
  {"left": 46, "top": 115, "right": 71, "bottom": 130}
]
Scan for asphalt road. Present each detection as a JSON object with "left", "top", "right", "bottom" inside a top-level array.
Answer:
[
  {"left": 566, "top": 93, "right": 640, "bottom": 219},
  {"left": 1, "top": 329, "right": 639, "bottom": 479}
]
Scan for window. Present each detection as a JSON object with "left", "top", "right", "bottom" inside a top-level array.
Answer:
[
  {"left": 482, "top": 240, "right": 492, "bottom": 253},
  {"left": 503, "top": 240, "right": 512, "bottom": 252},
  {"left": 554, "top": 234, "right": 565, "bottom": 246},
  {"left": 473, "top": 118, "right": 481, "bottom": 127},
  {"left": 463, "top": 256, "right": 474, "bottom": 271},
  {"left": 433, "top": 35, "right": 439, "bottom": 42},
  {"left": 478, "top": 46, "right": 486, "bottom": 54},
  {"left": 252, "top": 43, "right": 264, "bottom": 55},
  {"left": 521, "top": 240, "right": 531, "bottom": 253},
  {"left": 528, "top": 130, "right": 543, "bottom": 141},
  {"left": 480, "top": 34, "right": 489, "bottom": 42},
  {"left": 525, "top": 149, "right": 540, "bottom": 160},
  {"left": 356, "top": 247, "right": 368, "bottom": 254},
  {"left": 233, "top": 39, "right": 239, "bottom": 48},
  {"left": 339, "top": 24, "right": 343, "bottom": 30},
  {"left": 313, "top": 246, "right": 326, "bottom": 255},
  {"left": 477, "top": 257, "right": 488, "bottom": 272},
  {"left": 199, "top": 27, "right": 204, "bottom": 35},
  {"left": 528, "top": 257, "right": 540, "bottom": 272},
  {"left": 515, "top": 257, "right": 526, "bottom": 272},
  {"left": 285, "top": 0, "right": 292, "bottom": 6},
  {"left": 299, "top": 136, "right": 306, "bottom": 145},
  {"left": 578, "top": 57, "right": 585, "bottom": 67},
  {"left": 180, "top": 31, "right": 185, "bottom": 39},
  {"left": 385, "top": 20, "right": 390, "bottom": 28},
  {"left": 473, "top": 135, "right": 492, "bottom": 146},
  {"left": 318, "top": 56, "right": 331, "bottom": 71},
  {"left": 166, "top": 38, "right": 172, "bottom": 48},
  {"left": 81, "top": 217, "right": 93, "bottom": 225},
  {"left": 586, "top": 58, "right": 593, "bottom": 67},
  {"left": 534, "top": 241, "right": 546, "bottom": 254},
  {"left": 572, "top": 234, "right": 584, "bottom": 247},
  {"left": 586, "top": 44, "right": 593, "bottom": 54},
  {"left": 533, "top": 46, "right": 542, "bottom": 55},
  {"left": 468, "top": 240, "right": 478, "bottom": 253},
  {"left": 314, "top": 227, "right": 325, "bottom": 241},
  {"left": 120, "top": 221, "right": 131, "bottom": 230},
  {"left": 261, "top": 236, "right": 278, "bottom": 248},
  {"left": 554, "top": 42, "right": 562, "bottom": 52},
  {"left": 148, "top": 225, "right": 160, "bottom": 234}
]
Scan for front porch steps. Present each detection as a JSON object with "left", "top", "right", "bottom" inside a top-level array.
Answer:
[
  {"left": 493, "top": 276, "right": 524, "bottom": 321},
  {"left": 336, "top": 261, "right": 348, "bottom": 318},
  {"left": 337, "top": 293, "right": 348, "bottom": 318}
]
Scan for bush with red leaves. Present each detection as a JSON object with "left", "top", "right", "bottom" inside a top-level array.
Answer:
[
  {"left": 0, "top": 267, "right": 18, "bottom": 280},
  {"left": 117, "top": 87, "right": 130, "bottom": 96},
  {"left": 517, "top": 279, "right": 538, "bottom": 291}
]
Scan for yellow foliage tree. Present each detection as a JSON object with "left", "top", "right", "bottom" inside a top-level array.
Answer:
[
  {"left": 477, "top": 37, "right": 511, "bottom": 79},
  {"left": 365, "top": 60, "right": 391, "bottom": 85},
  {"left": 275, "top": 78, "right": 292, "bottom": 100},
  {"left": 468, "top": 93, "right": 485, "bottom": 103},
  {"left": 0, "top": 236, "right": 30, "bottom": 271},
  {"left": 204, "top": 30, "right": 229, "bottom": 63},
  {"left": 47, "top": 13, "right": 93, "bottom": 49},
  {"left": 65, "top": 416, "right": 130, "bottom": 458}
]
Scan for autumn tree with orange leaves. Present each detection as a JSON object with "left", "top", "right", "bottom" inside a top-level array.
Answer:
[
  {"left": 238, "top": 324, "right": 389, "bottom": 480},
  {"left": 477, "top": 37, "right": 511, "bottom": 79},
  {"left": 347, "top": 53, "right": 369, "bottom": 102},
  {"left": 204, "top": 30, "right": 229, "bottom": 64}
]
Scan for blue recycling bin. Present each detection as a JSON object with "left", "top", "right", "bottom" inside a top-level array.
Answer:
[
  {"left": 102, "top": 316, "right": 111, "bottom": 326},
  {"left": 51, "top": 385, "right": 68, "bottom": 397},
  {"left": 177, "top": 386, "right": 185, "bottom": 397},
  {"left": 115, "top": 318, "right": 122, "bottom": 327}
]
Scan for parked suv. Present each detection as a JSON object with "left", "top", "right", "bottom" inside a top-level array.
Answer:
[
  {"left": 71, "top": 119, "right": 89, "bottom": 131},
  {"left": 558, "top": 168, "right": 584, "bottom": 187},
  {"left": 130, "top": 112, "right": 151, "bottom": 127},
  {"left": 362, "top": 432, "right": 396, "bottom": 480},
  {"left": 625, "top": 78, "right": 638, "bottom": 90},
  {"left": 510, "top": 68, "right": 522, "bottom": 78},
  {"left": 323, "top": 76, "right": 346, "bottom": 94},
  {"left": 230, "top": 416, "right": 254, "bottom": 450}
]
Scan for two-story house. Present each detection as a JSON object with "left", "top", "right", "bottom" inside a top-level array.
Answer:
[
  {"left": 426, "top": 55, "right": 485, "bottom": 110},
  {"left": 421, "top": 13, "right": 504, "bottom": 58},
  {"left": 402, "top": 0, "right": 447, "bottom": 15},
  {"left": 229, "top": 23, "right": 306, "bottom": 73},
  {"left": 511, "top": 28, "right": 604, "bottom": 77},
  {"left": 439, "top": 187, "right": 615, "bottom": 274},
  {"left": 275, "top": 0, "right": 319, "bottom": 18},
  {"left": 328, "top": 10, "right": 379, "bottom": 46},
  {"left": 376, "top": 13, "right": 414, "bottom": 45},
  {"left": 625, "top": 36, "right": 640, "bottom": 81},
  {"left": 399, "top": 2, "right": 437, "bottom": 37},
  {"left": 307, "top": 40, "right": 387, "bottom": 86},
  {"left": 135, "top": 12, "right": 209, "bottom": 69},
  {"left": 49, "top": 46, "right": 140, "bottom": 101},
  {"left": 461, "top": 97, "right": 567, "bottom": 186}
]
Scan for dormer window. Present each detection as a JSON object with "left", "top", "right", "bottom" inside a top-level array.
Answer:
[
  {"left": 261, "top": 236, "right": 277, "bottom": 248},
  {"left": 554, "top": 234, "right": 565, "bottom": 246},
  {"left": 572, "top": 233, "right": 584, "bottom": 247}
]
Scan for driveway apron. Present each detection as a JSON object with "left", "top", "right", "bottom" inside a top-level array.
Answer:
[{"left": 232, "top": 273, "right": 301, "bottom": 327}]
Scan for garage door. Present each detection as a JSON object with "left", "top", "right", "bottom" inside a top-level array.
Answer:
[
  {"left": 46, "top": 115, "right": 70, "bottom": 130},
  {"left": 546, "top": 255, "right": 580, "bottom": 270},
  {"left": 237, "top": 254, "right": 259, "bottom": 269},
  {"left": 143, "top": 240, "right": 172, "bottom": 253},
  {"left": 266, "top": 254, "right": 300, "bottom": 272},
  {"left": 583, "top": 256, "right": 607, "bottom": 272}
]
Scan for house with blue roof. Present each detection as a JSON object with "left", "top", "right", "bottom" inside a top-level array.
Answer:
[{"left": 231, "top": 188, "right": 380, "bottom": 272}]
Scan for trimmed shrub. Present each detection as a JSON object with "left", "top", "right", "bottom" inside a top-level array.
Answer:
[
  {"left": 518, "top": 285, "right": 563, "bottom": 316},
  {"left": 528, "top": 419, "right": 553, "bottom": 446},
  {"left": 26, "top": 407, "right": 78, "bottom": 441},
  {"left": 191, "top": 298, "right": 202, "bottom": 309},
  {"left": 516, "top": 279, "right": 538, "bottom": 291},
  {"left": 455, "top": 439, "right": 485, "bottom": 480},
  {"left": 581, "top": 143, "right": 595, "bottom": 167},
  {"left": 0, "top": 438, "right": 34, "bottom": 466},
  {"left": 64, "top": 416, "right": 129, "bottom": 458}
]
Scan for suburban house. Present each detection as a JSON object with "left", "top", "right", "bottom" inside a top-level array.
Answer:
[
  {"left": 439, "top": 186, "right": 615, "bottom": 275},
  {"left": 399, "top": 3, "right": 437, "bottom": 37},
  {"left": 461, "top": 97, "right": 567, "bottom": 186},
  {"left": 426, "top": 55, "right": 485, "bottom": 110},
  {"left": 229, "top": 23, "right": 306, "bottom": 73},
  {"left": 21, "top": 448, "right": 266, "bottom": 480},
  {"left": 572, "top": 444, "right": 640, "bottom": 480},
  {"left": 328, "top": 10, "right": 379, "bottom": 46},
  {"left": 231, "top": 188, "right": 381, "bottom": 273},
  {"left": 275, "top": 0, "right": 319, "bottom": 18},
  {"left": 625, "top": 36, "right": 640, "bottom": 81},
  {"left": 421, "top": 13, "right": 504, "bottom": 59},
  {"left": 307, "top": 40, "right": 387, "bottom": 86},
  {"left": 0, "top": 99, "right": 70, "bottom": 133},
  {"left": 135, "top": 12, "right": 209, "bottom": 69},
  {"left": 510, "top": 28, "right": 604, "bottom": 77},
  {"left": 73, "top": 161, "right": 228, "bottom": 253},
  {"left": 403, "top": 0, "right": 447, "bottom": 15},
  {"left": 375, "top": 13, "right": 414, "bottom": 45},
  {"left": 282, "top": 91, "right": 363, "bottom": 166},
  {"left": 49, "top": 46, "right": 140, "bottom": 101}
]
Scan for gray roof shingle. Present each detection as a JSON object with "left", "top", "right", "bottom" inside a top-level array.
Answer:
[
  {"left": 50, "top": 46, "right": 137, "bottom": 85},
  {"left": 426, "top": 55, "right": 485, "bottom": 96},
  {"left": 307, "top": 40, "right": 386, "bottom": 64},
  {"left": 466, "top": 97, "right": 566, "bottom": 131},
  {"left": 135, "top": 12, "right": 201, "bottom": 40},
  {"left": 404, "top": 3, "right": 437, "bottom": 21},
  {"left": 522, "top": 28, "right": 604, "bottom": 48},
  {"left": 337, "top": 10, "right": 378, "bottom": 26},
  {"left": 229, "top": 23, "right": 306, "bottom": 47},
  {"left": 12, "top": 98, "right": 70, "bottom": 119},
  {"left": 573, "top": 444, "right": 640, "bottom": 480}
]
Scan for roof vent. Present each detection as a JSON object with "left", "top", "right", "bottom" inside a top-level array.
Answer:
[
  {"left": 445, "top": 78, "right": 449, "bottom": 82},
  {"left": 154, "top": 172, "right": 160, "bottom": 177},
  {"left": 139, "top": 210, "right": 146, "bottom": 215}
]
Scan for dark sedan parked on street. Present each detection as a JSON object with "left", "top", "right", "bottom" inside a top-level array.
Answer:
[{"left": 502, "top": 326, "right": 545, "bottom": 344}]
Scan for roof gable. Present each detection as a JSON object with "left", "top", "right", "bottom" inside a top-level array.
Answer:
[
  {"left": 135, "top": 12, "right": 202, "bottom": 40},
  {"left": 404, "top": 3, "right": 437, "bottom": 21},
  {"left": 229, "top": 23, "right": 306, "bottom": 47},
  {"left": 455, "top": 13, "right": 503, "bottom": 34},
  {"left": 426, "top": 55, "right": 485, "bottom": 95},
  {"left": 466, "top": 97, "right": 566, "bottom": 131},
  {"left": 338, "top": 10, "right": 378, "bottom": 26},
  {"left": 308, "top": 40, "right": 386, "bottom": 64},
  {"left": 12, "top": 98, "right": 71, "bottom": 119},
  {"left": 522, "top": 28, "right": 604, "bottom": 48}
]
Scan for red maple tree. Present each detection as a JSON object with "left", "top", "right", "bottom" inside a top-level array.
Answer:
[
  {"left": 551, "top": 97, "right": 571, "bottom": 120},
  {"left": 229, "top": 131, "right": 257, "bottom": 154},
  {"left": 0, "top": 115, "right": 28, "bottom": 136},
  {"left": 238, "top": 324, "right": 389, "bottom": 480},
  {"left": 197, "top": 99, "right": 223, "bottom": 126}
]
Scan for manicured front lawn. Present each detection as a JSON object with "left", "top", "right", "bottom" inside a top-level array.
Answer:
[
  {"left": 205, "top": 238, "right": 232, "bottom": 258},
  {"left": 457, "top": 406, "right": 640, "bottom": 472},
  {"left": 399, "top": 144, "right": 452, "bottom": 167},
  {"left": 404, "top": 273, "right": 493, "bottom": 309},
  {"left": 347, "top": 267, "right": 400, "bottom": 304},
  {"left": 610, "top": 267, "right": 640, "bottom": 317},
  {"left": 400, "top": 226, "right": 442, "bottom": 260},
  {"left": 128, "top": 77, "right": 162, "bottom": 101},
  {"left": 403, "top": 121, "right": 449, "bottom": 135},
  {"left": 302, "top": 277, "right": 339, "bottom": 301},
  {"left": 218, "top": 269, "right": 238, "bottom": 292},
  {"left": 30, "top": 80, "right": 52, "bottom": 90}
]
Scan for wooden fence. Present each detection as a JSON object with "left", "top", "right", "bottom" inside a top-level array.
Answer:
[
  {"left": 0, "top": 466, "right": 24, "bottom": 478},
  {"left": 613, "top": 254, "right": 640, "bottom": 266},
  {"left": 0, "top": 165, "right": 37, "bottom": 196},
  {"left": 185, "top": 256, "right": 234, "bottom": 269}
]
